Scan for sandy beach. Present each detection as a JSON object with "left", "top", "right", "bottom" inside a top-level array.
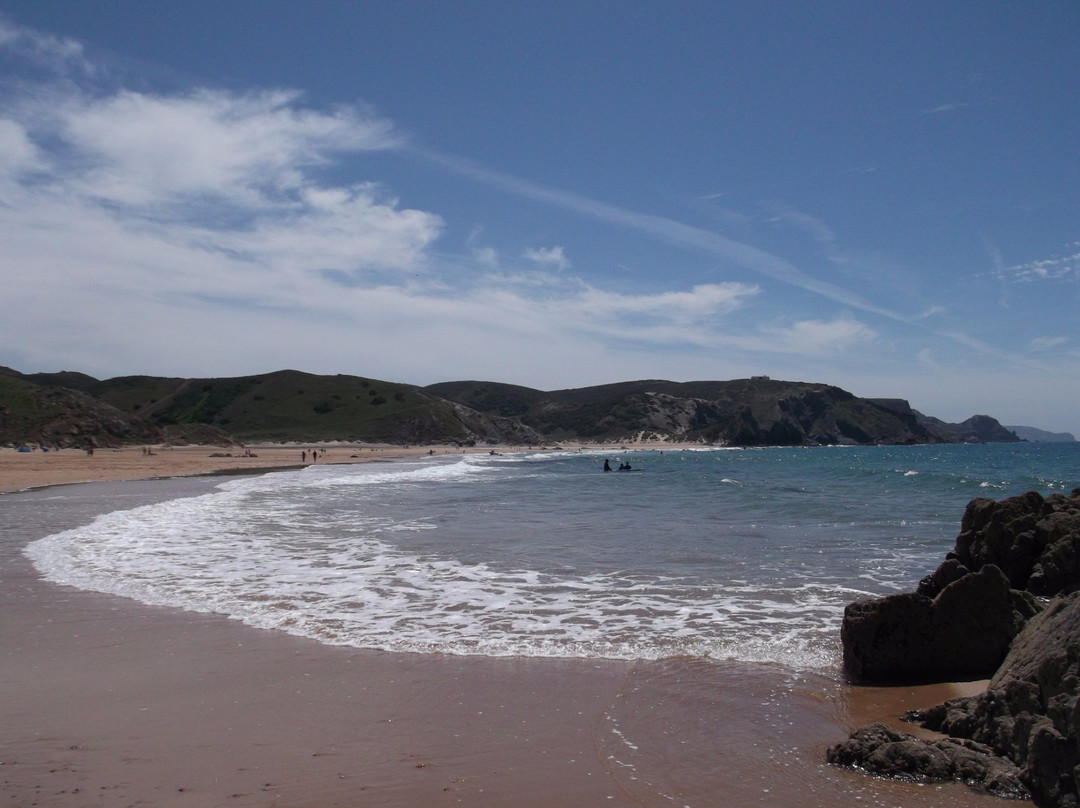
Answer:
[
  {"left": 1, "top": 451, "right": 1000, "bottom": 807},
  {"left": 0, "top": 443, "right": 516, "bottom": 495}
]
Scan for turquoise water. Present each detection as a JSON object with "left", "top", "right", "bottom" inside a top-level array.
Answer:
[{"left": 26, "top": 442, "right": 1080, "bottom": 671}]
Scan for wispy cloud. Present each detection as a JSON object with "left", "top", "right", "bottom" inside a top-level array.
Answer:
[
  {"left": 1000, "top": 249, "right": 1080, "bottom": 283},
  {"left": 413, "top": 151, "right": 1047, "bottom": 371},
  {"left": 0, "top": 15, "right": 92, "bottom": 75},
  {"left": 0, "top": 30, "right": 440, "bottom": 291},
  {"left": 1031, "top": 336, "right": 1068, "bottom": 351},
  {"left": 917, "top": 348, "right": 946, "bottom": 373},
  {"left": 573, "top": 282, "right": 756, "bottom": 324},
  {"left": 411, "top": 146, "right": 921, "bottom": 325},
  {"left": 922, "top": 102, "right": 970, "bottom": 115}
]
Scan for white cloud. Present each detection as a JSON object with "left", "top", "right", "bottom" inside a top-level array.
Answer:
[
  {"left": 574, "top": 283, "right": 755, "bottom": 323},
  {"left": 751, "top": 318, "right": 878, "bottom": 355},
  {"left": 35, "top": 88, "right": 398, "bottom": 208},
  {"left": 470, "top": 245, "right": 499, "bottom": 267},
  {"left": 762, "top": 203, "right": 838, "bottom": 253},
  {"left": 524, "top": 282, "right": 757, "bottom": 349},
  {"left": 0, "top": 69, "right": 442, "bottom": 300},
  {"left": 523, "top": 245, "right": 571, "bottom": 271}
]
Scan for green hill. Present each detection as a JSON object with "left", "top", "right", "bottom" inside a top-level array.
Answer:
[
  {"left": 2, "top": 366, "right": 1023, "bottom": 448},
  {"left": 84, "top": 369, "right": 541, "bottom": 445},
  {"left": 0, "top": 366, "right": 162, "bottom": 448}
]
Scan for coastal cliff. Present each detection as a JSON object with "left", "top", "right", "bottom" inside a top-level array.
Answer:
[{"left": 831, "top": 489, "right": 1080, "bottom": 805}]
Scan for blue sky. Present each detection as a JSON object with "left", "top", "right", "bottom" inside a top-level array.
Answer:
[{"left": 0, "top": 2, "right": 1077, "bottom": 434}]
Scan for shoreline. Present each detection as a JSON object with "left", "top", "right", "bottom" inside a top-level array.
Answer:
[
  {"left": 1, "top": 475, "right": 643, "bottom": 807},
  {"left": 2, "top": 458, "right": 1000, "bottom": 807},
  {"left": 0, "top": 443, "right": 474, "bottom": 494},
  {"left": 0, "top": 440, "right": 695, "bottom": 495}
]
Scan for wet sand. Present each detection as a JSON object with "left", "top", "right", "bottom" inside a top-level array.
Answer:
[
  {"left": 1, "top": 477, "right": 640, "bottom": 807},
  {"left": 1, "top": 469, "right": 1003, "bottom": 807}
]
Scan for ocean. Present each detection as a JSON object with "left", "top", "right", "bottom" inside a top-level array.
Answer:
[
  {"left": 25, "top": 443, "right": 1080, "bottom": 670},
  {"left": 21, "top": 442, "right": 1080, "bottom": 806}
]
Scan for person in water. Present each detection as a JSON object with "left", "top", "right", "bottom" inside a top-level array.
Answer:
[{"left": 604, "top": 459, "right": 612, "bottom": 472}]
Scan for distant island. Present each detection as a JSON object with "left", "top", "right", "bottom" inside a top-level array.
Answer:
[{"left": 0, "top": 365, "right": 1068, "bottom": 449}]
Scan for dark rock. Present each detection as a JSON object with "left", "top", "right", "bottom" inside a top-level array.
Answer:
[
  {"left": 954, "top": 492, "right": 1046, "bottom": 588},
  {"left": 843, "top": 490, "right": 1080, "bottom": 686},
  {"left": 940, "top": 593, "right": 1080, "bottom": 806},
  {"left": 841, "top": 592, "right": 932, "bottom": 683},
  {"left": 1026, "top": 504, "right": 1080, "bottom": 598},
  {"left": 849, "top": 590, "right": 1080, "bottom": 806},
  {"left": 917, "top": 556, "right": 971, "bottom": 597},
  {"left": 842, "top": 564, "right": 1023, "bottom": 684},
  {"left": 826, "top": 722, "right": 1028, "bottom": 798},
  {"left": 833, "top": 491, "right": 1080, "bottom": 805},
  {"left": 951, "top": 490, "right": 1080, "bottom": 596}
]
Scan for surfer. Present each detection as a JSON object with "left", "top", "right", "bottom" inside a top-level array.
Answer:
[{"left": 604, "top": 459, "right": 612, "bottom": 472}]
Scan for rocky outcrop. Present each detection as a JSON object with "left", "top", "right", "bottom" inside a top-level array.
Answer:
[
  {"left": 842, "top": 490, "right": 1080, "bottom": 685},
  {"left": 916, "top": 413, "right": 1022, "bottom": 443},
  {"left": 837, "top": 592, "right": 1080, "bottom": 805},
  {"left": 826, "top": 722, "right": 1028, "bottom": 798},
  {"left": 871, "top": 399, "right": 1021, "bottom": 444},
  {"left": 831, "top": 489, "right": 1080, "bottom": 805},
  {"left": 949, "top": 492, "right": 1080, "bottom": 598},
  {"left": 841, "top": 564, "right": 1037, "bottom": 684},
  {"left": 442, "top": 401, "right": 545, "bottom": 446},
  {"left": 906, "top": 592, "right": 1080, "bottom": 806}
]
